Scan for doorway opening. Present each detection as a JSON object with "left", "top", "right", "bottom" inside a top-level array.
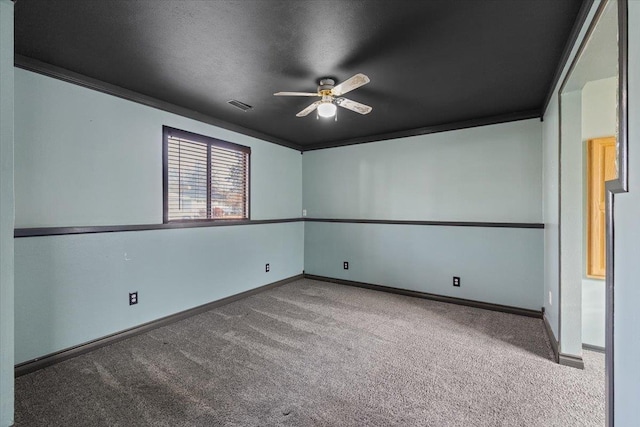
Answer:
[{"left": 558, "top": 0, "right": 628, "bottom": 425}]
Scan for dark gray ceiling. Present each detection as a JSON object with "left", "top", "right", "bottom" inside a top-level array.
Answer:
[{"left": 15, "top": 0, "right": 584, "bottom": 150}]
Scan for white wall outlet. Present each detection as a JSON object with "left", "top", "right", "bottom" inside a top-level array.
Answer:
[
  {"left": 548, "top": 291, "right": 552, "bottom": 306},
  {"left": 302, "top": 209, "right": 307, "bottom": 217}
]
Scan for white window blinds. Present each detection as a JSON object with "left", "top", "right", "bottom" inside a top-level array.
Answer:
[{"left": 164, "top": 127, "right": 250, "bottom": 222}]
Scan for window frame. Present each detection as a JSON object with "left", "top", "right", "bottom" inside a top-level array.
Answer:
[{"left": 162, "top": 126, "right": 251, "bottom": 223}]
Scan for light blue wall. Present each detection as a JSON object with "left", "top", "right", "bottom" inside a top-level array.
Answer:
[
  {"left": 560, "top": 90, "right": 583, "bottom": 357},
  {"left": 15, "top": 222, "right": 303, "bottom": 364},
  {"left": 0, "top": 1, "right": 14, "bottom": 425},
  {"left": 303, "top": 120, "right": 544, "bottom": 311},
  {"left": 582, "top": 278, "right": 605, "bottom": 347},
  {"left": 582, "top": 77, "right": 617, "bottom": 139},
  {"left": 14, "top": 69, "right": 302, "bottom": 227},
  {"left": 542, "top": 91, "right": 561, "bottom": 340},
  {"left": 581, "top": 77, "right": 617, "bottom": 348},
  {"left": 303, "top": 119, "right": 542, "bottom": 223},
  {"left": 541, "top": 1, "right": 602, "bottom": 344},
  {"left": 13, "top": 70, "right": 304, "bottom": 364},
  {"left": 558, "top": 1, "right": 617, "bottom": 357},
  {"left": 305, "top": 222, "right": 543, "bottom": 310},
  {"left": 614, "top": 1, "right": 640, "bottom": 423}
]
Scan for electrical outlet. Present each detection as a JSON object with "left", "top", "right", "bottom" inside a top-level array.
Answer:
[
  {"left": 302, "top": 209, "right": 307, "bottom": 217},
  {"left": 265, "top": 263, "right": 270, "bottom": 273},
  {"left": 129, "top": 292, "right": 138, "bottom": 305},
  {"left": 453, "top": 276, "right": 460, "bottom": 287},
  {"left": 549, "top": 291, "right": 552, "bottom": 306},
  {"left": 343, "top": 261, "right": 349, "bottom": 270}
]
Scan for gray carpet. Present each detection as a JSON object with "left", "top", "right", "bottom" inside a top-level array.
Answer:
[{"left": 15, "top": 279, "right": 604, "bottom": 426}]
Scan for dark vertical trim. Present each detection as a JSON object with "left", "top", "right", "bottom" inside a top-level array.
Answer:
[
  {"left": 541, "top": 0, "right": 596, "bottom": 116},
  {"left": 557, "top": 87, "right": 563, "bottom": 357},
  {"left": 247, "top": 150, "right": 252, "bottom": 220},
  {"left": 162, "top": 126, "right": 169, "bottom": 224},
  {"left": 605, "top": 181, "right": 617, "bottom": 426},
  {"left": 206, "top": 143, "right": 212, "bottom": 218},
  {"left": 615, "top": 0, "right": 629, "bottom": 194},
  {"left": 604, "top": 2, "right": 629, "bottom": 425}
]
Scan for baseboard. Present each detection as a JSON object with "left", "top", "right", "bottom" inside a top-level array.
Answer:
[
  {"left": 582, "top": 343, "right": 605, "bottom": 353},
  {"left": 304, "top": 274, "right": 542, "bottom": 319},
  {"left": 543, "top": 313, "right": 559, "bottom": 363},
  {"left": 15, "top": 273, "right": 303, "bottom": 377},
  {"left": 559, "top": 353, "right": 585, "bottom": 370}
]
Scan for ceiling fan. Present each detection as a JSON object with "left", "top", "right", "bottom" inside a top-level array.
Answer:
[{"left": 274, "top": 73, "right": 372, "bottom": 118}]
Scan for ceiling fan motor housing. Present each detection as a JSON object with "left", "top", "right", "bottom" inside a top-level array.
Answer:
[{"left": 318, "top": 78, "right": 335, "bottom": 92}]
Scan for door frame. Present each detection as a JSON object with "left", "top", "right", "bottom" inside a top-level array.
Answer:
[{"left": 556, "top": 1, "right": 628, "bottom": 426}]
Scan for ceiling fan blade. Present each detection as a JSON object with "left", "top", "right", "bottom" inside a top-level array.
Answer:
[
  {"left": 296, "top": 101, "right": 321, "bottom": 117},
  {"left": 274, "top": 91, "right": 318, "bottom": 96},
  {"left": 331, "top": 73, "right": 370, "bottom": 96},
  {"left": 335, "top": 97, "right": 372, "bottom": 115}
]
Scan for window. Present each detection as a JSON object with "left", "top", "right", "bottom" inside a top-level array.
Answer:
[{"left": 163, "top": 126, "right": 250, "bottom": 222}]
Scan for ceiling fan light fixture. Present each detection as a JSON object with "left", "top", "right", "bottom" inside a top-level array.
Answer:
[
  {"left": 317, "top": 102, "right": 337, "bottom": 118},
  {"left": 276, "top": 73, "right": 371, "bottom": 118}
]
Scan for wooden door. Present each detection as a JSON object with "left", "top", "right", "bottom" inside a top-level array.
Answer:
[{"left": 587, "top": 137, "right": 617, "bottom": 278}]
